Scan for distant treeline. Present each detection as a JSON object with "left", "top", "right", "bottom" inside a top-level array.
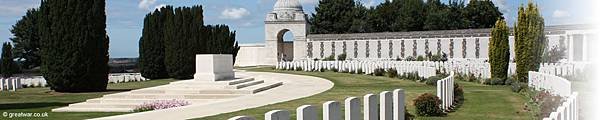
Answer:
[{"left": 309, "top": 0, "right": 503, "bottom": 34}]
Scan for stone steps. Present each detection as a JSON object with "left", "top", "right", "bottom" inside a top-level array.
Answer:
[
  {"left": 52, "top": 107, "right": 133, "bottom": 112},
  {"left": 52, "top": 76, "right": 284, "bottom": 112},
  {"left": 85, "top": 98, "right": 213, "bottom": 104},
  {"left": 102, "top": 94, "right": 242, "bottom": 99}
]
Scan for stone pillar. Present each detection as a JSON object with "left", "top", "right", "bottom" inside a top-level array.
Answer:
[
  {"left": 363, "top": 94, "right": 378, "bottom": 120},
  {"left": 194, "top": 54, "right": 235, "bottom": 81},
  {"left": 297, "top": 105, "right": 317, "bottom": 120},
  {"left": 266, "top": 110, "right": 290, "bottom": 120},
  {"left": 344, "top": 97, "right": 360, "bottom": 120},
  {"left": 582, "top": 34, "right": 588, "bottom": 61},
  {"left": 568, "top": 34, "right": 574, "bottom": 62},
  {"left": 323, "top": 101, "right": 341, "bottom": 120}
]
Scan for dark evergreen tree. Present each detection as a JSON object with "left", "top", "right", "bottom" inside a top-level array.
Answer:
[
  {"left": 423, "top": 0, "right": 449, "bottom": 30},
  {"left": 39, "top": 0, "right": 110, "bottom": 92},
  {"left": 10, "top": 8, "right": 41, "bottom": 69},
  {"left": 398, "top": 0, "right": 425, "bottom": 31},
  {"left": 1, "top": 42, "right": 19, "bottom": 78},
  {"left": 489, "top": 18, "right": 509, "bottom": 81},
  {"left": 464, "top": 0, "right": 503, "bottom": 28},
  {"left": 310, "top": 0, "right": 356, "bottom": 34},
  {"left": 139, "top": 9, "right": 169, "bottom": 79}
]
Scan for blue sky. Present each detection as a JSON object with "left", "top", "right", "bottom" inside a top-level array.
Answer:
[{"left": 0, "top": 0, "right": 596, "bottom": 58}]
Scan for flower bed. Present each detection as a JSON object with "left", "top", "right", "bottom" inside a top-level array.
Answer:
[{"left": 134, "top": 99, "right": 190, "bottom": 112}]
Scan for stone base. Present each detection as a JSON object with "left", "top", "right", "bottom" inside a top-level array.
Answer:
[
  {"left": 194, "top": 54, "right": 235, "bottom": 81},
  {"left": 194, "top": 72, "right": 235, "bottom": 81}
]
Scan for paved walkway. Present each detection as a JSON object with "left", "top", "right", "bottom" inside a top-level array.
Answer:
[{"left": 91, "top": 71, "right": 334, "bottom": 120}]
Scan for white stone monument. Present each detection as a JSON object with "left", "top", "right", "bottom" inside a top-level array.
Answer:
[{"left": 194, "top": 54, "right": 235, "bottom": 81}]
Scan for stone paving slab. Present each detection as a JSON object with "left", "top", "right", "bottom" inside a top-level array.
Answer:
[{"left": 90, "top": 71, "right": 334, "bottom": 120}]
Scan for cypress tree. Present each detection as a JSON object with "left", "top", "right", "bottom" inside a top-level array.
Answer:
[
  {"left": 39, "top": 0, "right": 109, "bottom": 92},
  {"left": 1, "top": 42, "right": 18, "bottom": 78},
  {"left": 398, "top": 0, "right": 425, "bottom": 31},
  {"left": 310, "top": 0, "right": 356, "bottom": 34},
  {"left": 489, "top": 18, "right": 509, "bottom": 81},
  {"left": 139, "top": 9, "right": 168, "bottom": 79},
  {"left": 515, "top": 1, "right": 545, "bottom": 83}
]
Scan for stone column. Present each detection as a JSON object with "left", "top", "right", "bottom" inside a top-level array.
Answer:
[{"left": 194, "top": 54, "right": 235, "bottom": 81}]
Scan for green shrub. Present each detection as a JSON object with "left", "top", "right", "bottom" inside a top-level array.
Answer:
[
  {"left": 295, "top": 67, "right": 302, "bottom": 71},
  {"left": 405, "top": 56, "right": 416, "bottom": 61},
  {"left": 490, "top": 78, "right": 505, "bottom": 85},
  {"left": 373, "top": 68, "right": 385, "bottom": 76},
  {"left": 357, "top": 68, "right": 364, "bottom": 74},
  {"left": 426, "top": 76, "right": 443, "bottom": 86},
  {"left": 413, "top": 93, "right": 445, "bottom": 116},
  {"left": 511, "top": 82, "right": 527, "bottom": 93},
  {"left": 337, "top": 53, "right": 347, "bottom": 61},
  {"left": 387, "top": 68, "right": 398, "bottom": 78},
  {"left": 482, "top": 78, "right": 492, "bottom": 85},
  {"left": 416, "top": 55, "right": 425, "bottom": 61},
  {"left": 453, "top": 83, "right": 465, "bottom": 105},
  {"left": 323, "top": 54, "right": 335, "bottom": 61},
  {"left": 331, "top": 68, "right": 339, "bottom": 72}
]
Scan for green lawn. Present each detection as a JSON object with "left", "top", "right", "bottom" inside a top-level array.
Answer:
[
  {"left": 193, "top": 67, "right": 534, "bottom": 120},
  {"left": 0, "top": 79, "right": 176, "bottom": 120}
]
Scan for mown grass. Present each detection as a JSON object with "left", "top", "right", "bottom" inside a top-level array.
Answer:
[
  {"left": 0, "top": 79, "right": 176, "bottom": 120},
  {"left": 193, "top": 67, "right": 534, "bottom": 120}
]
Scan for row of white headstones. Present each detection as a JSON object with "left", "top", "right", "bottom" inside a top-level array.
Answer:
[
  {"left": 229, "top": 89, "right": 407, "bottom": 120},
  {"left": 528, "top": 71, "right": 579, "bottom": 120},
  {"left": 275, "top": 60, "right": 583, "bottom": 120},
  {"left": 0, "top": 73, "right": 149, "bottom": 91}
]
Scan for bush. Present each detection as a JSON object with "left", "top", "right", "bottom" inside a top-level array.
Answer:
[
  {"left": 373, "top": 68, "right": 385, "bottom": 76},
  {"left": 295, "top": 67, "right": 302, "bottom": 71},
  {"left": 453, "top": 83, "right": 464, "bottom": 103},
  {"left": 387, "top": 68, "right": 398, "bottom": 78},
  {"left": 511, "top": 82, "right": 527, "bottom": 93},
  {"left": 323, "top": 54, "right": 336, "bottom": 61},
  {"left": 405, "top": 56, "right": 416, "bottom": 61},
  {"left": 337, "top": 53, "right": 347, "bottom": 61},
  {"left": 413, "top": 93, "right": 445, "bottom": 116},
  {"left": 524, "top": 90, "right": 565, "bottom": 118},
  {"left": 416, "top": 55, "right": 425, "bottom": 61},
  {"left": 357, "top": 68, "right": 364, "bottom": 74},
  {"left": 425, "top": 76, "right": 443, "bottom": 86},
  {"left": 490, "top": 78, "right": 505, "bottom": 85},
  {"left": 331, "top": 68, "right": 339, "bottom": 72}
]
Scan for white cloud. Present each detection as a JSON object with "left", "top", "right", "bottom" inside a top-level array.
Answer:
[
  {"left": 553, "top": 10, "right": 570, "bottom": 18},
  {"left": 138, "top": 0, "right": 157, "bottom": 10},
  {"left": 300, "top": 0, "right": 320, "bottom": 4},
  {"left": 154, "top": 4, "right": 167, "bottom": 11},
  {"left": 220, "top": 8, "right": 251, "bottom": 20}
]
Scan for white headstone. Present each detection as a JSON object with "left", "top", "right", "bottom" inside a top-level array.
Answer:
[
  {"left": 266, "top": 110, "right": 290, "bottom": 120},
  {"left": 363, "top": 94, "right": 378, "bottom": 120},
  {"left": 380, "top": 91, "right": 392, "bottom": 120},
  {"left": 344, "top": 97, "right": 360, "bottom": 120},
  {"left": 393, "top": 89, "right": 405, "bottom": 120},
  {"left": 323, "top": 101, "right": 341, "bottom": 120},
  {"left": 297, "top": 105, "right": 317, "bottom": 120}
]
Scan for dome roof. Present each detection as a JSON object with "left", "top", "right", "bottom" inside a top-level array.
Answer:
[{"left": 273, "top": 0, "right": 303, "bottom": 11}]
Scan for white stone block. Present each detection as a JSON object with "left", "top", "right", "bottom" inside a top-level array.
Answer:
[
  {"left": 380, "top": 91, "right": 392, "bottom": 120},
  {"left": 323, "top": 101, "right": 341, "bottom": 120},
  {"left": 363, "top": 94, "right": 378, "bottom": 120},
  {"left": 393, "top": 89, "right": 405, "bottom": 120},
  {"left": 266, "top": 110, "right": 290, "bottom": 120},
  {"left": 344, "top": 97, "right": 360, "bottom": 120},
  {"left": 194, "top": 54, "right": 235, "bottom": 81},
  {"left": 297, "top": 105, "right": 317, "bottom": 120}
]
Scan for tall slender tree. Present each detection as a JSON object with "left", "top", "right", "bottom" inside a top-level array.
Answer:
[
  {"left": 1, "top": 42, "right": 18, "bottom": 78},
  {"left": 310, "top": 0, "right": 356, "bottom": 34},
  {"left": 515, "top": 1, "right": 545, "bottom": 83},
  {"left": 489, "top": 18, "right": 510, "bottom": 81},
  {"left": 139, "top": 9, "right": 169, "bottom": 79},
  {"left": 464, "top": 0, "right": 503, "bottom": 28},
  {"left": 39, "top": 0, "right": 110, "bottom": 92}
]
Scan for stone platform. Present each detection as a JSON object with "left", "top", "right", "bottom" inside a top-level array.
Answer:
[{"left": 52, "top": 76, "right": 282, "bottom": 112}]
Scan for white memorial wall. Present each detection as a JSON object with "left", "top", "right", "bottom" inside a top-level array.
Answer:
[{"left": 0, "top": 73, "right": 148, "bottom": 91}]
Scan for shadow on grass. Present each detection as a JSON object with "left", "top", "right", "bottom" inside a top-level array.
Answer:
[{"left": 0, "top": 102, "right": 68, "bottom": 110}]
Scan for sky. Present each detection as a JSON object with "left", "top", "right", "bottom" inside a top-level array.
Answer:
[{"left": 0, "top": 0, "right": 596, "bottom": 58}]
